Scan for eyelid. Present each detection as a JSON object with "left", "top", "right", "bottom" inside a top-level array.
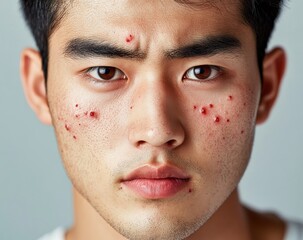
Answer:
[
  {"left": 85, "top": 66, "right": 127, "bottom": 82},
  {"left": 183, "top": 65, "right": 222, "bottom": 82}
]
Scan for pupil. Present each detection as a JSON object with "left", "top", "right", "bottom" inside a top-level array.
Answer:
[
  {"left": 98, "top": 67, "right": 115, "bottom": 80},
  {"left": 194, "top": 66, "right": 211, "bottom": 79}
]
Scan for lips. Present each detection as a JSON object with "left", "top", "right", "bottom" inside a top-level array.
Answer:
[{"left": 121, "top": 165, "right": 190, "bottom": 199}]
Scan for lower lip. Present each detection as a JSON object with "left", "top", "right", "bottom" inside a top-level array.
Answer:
[{"left": 122, "top": 178, "right": 189, "bottom": 199}]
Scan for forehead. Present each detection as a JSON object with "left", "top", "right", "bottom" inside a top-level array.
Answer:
[{"left": 50, "top": 0, "right": 252, "bottom": 58}]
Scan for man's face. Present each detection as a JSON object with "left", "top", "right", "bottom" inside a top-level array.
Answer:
[{"left": 47, "top": 0, "right": 261, "bottom": 239}]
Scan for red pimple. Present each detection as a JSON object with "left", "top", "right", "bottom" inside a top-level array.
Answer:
[
  {"left": 73, "top": 135, "right": 77, "bottom": 140},
  {"left": 209, "top": 104, "right": 214, "bottom": 108},
  {"left": 75, "top": 104, "right": 79, "bottom": 108},
  {"left": 188, "top": 189, "right": 192, "bottom": 193},
  {"left": 65, "top": 124, "right": 70, "bottom": 131},
  {"left": 227, "top": 119, "right": 230, "bottom": 123},
  {"left": 89, "top": 111, "right": 98, "bottom": 119},
  {"left": 214, "top": 116, "right": 220, "bottom": 123},
  {"left": 200, "top": 107, "right": 207, "bottom": 115},
  {"left": 126, "top": 34, "right": 134, "bottom": 43},
  {"left": 193, "top": 105, "right": 197, "bottom": 110},
  {"left": 228, "top": 95, "right": 233, "bottom": 101},
  {"left": 241, "top": 130, "right": 244, "bottom": 134}
]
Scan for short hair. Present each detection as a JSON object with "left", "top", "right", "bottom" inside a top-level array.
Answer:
[{"left": 20, "top": 0, "right": 284, "bottom": 80}]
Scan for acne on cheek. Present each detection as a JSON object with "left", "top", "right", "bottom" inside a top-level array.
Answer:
[
  {"left": 58, "top": 104, "right": 101, "bottom": 140},
  {"left": 193, "top": 95, "right": 246, "bottom": 136}
]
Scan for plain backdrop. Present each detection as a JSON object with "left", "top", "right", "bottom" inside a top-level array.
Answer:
[{"left": 1, "top": 1, "right": 302, "bottom": 239}]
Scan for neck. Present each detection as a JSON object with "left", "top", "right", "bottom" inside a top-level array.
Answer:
[{"left": 66, "top": 188, "right": 251, "bottom": 240}]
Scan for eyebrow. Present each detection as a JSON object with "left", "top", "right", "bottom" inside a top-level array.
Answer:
[
  {"left": 165, "top": 35, "right": 242, "bottom": 59},
  {"left": 64, "top": 35, "right": 242, "bottom": 60},
  {"left": 64, "top": 38, "right": 146, "bottom": 60}
]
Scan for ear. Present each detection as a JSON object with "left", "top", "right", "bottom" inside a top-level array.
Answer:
[
  {"left": 20, "top": 48, "right": 52, "bottom": 125},
  {"left": 256, "top": 47, "right": 286, "bottom": 124}
]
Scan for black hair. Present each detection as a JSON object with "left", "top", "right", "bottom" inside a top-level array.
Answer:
[{"left": 20, "top": 0, "right": 284, "bottom": 80}]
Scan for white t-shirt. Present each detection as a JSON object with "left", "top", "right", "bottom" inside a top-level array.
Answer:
[{"left": 37, "top": 220, "right": 303, "bottom": 240}]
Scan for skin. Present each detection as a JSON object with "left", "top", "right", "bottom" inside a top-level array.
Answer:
[{"left": 20, "top": 0, "right": 286, "bottom": 239}]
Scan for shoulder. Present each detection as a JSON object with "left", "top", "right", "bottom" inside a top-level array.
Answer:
[
  {"left": 284, "top": 220, "right": 303, "bottom": 240},
  {"left": 37, "top": 228, "right": 66, "bottom": 240},
  {"left": 246, "top": 207, "right": 303, "bottom": 240},
  {"left": 246, "top": 207, "right": 286, "bottom": 240}
]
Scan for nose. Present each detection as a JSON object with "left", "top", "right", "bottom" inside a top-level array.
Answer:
[{"left": 128, "top": 76, "right": 185, "bottom": 150}]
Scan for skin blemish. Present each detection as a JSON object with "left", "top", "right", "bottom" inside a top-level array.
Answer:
[
  {"left": 65, "top": 124, "right": 71, "bottom": 132},
  {"left": 193, "top": 105, "right": 197, "bottom": 110},
  {"left": 241, "top": 130, "right": 244, "bottom": 134},
  {"left": 75, "top": 104, "right": 79, "bottom": 108},
  {"left": 188, "top": 188, "right": 192, "bottom": 193},
  {"left": 89, "top": 111, "right": 99, "bottom": 119},
  {"left": 126, "top": 34, "right": 134, "bottom": 43},
  {"left": 214, "top": 116, "right": 220, "bottom": 123},
  {"left": 228, "top": 95, "right": 233, "bottom": 101},
  {"left": 73, "top": 135, "right": 77, "bottom": 140},
  {"left": 227, "top": 119, "right": 230, "bottom": 123},
  {"left": 209, "top": 104, "right": 214, "bottom": 108},
  {"left": 75, "top": 114, "right": 80, "bottom": 118},
  {"left": 84, "top": 111, "right": 88, "bottom": 116},
  {"left": 200, "top": 107, "right": 207, "bottom": 115}
]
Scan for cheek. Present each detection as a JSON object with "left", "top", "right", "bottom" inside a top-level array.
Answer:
[
  {"left": 56, "top": 102, "right": 101, "bottom": 141},
  {"left": 191, "top": 92, "right": 258, "bottom": 141},
  {"left": 189, "top": 91, "right": 258, "bottom": 184}
]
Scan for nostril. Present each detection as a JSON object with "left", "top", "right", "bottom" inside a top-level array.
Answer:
[
  {"left": 167, "top": 139, "right": 177, "bottom": 147},
  {"left": 137, "top": 140, "right": 146, "bottom": 147}
]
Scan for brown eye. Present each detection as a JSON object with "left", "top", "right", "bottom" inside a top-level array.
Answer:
[
  {"left": 183, "top": 65, "right": 220, "bottom": 81},
  {"left": 87, "top": 66, "right": 127, "bottom": 81},
  {"left": 98, "top": 67, "right": 116, "bottom": 80}
]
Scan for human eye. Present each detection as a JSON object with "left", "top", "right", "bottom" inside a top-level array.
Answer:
[
  {"left": 85, "top": 66, "right": 127, "bottom": 82},
  {"left": 183, "top": 65, "right": 221, "bottom": 82}
]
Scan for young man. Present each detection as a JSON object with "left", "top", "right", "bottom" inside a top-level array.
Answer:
[{"left": 19, "top": 0, "right": 302, "bottom": 239}]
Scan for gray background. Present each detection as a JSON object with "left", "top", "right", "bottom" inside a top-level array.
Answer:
[{"left": 0, "top": 1, "right": 302, "bottom": 239}]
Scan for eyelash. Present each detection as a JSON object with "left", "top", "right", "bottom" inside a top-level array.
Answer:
[
  {"left": 84, "top": 66, "right": 127, "bottom": 83},
  {"left": 182, "top": 65, "right": 222, "bottom": 82},
  {"left": 83, "top": 65, "right": 223, "bottom": 84}
]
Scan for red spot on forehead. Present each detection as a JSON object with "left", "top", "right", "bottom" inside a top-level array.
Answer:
[
  {"left": 126, "top": 34, "right": 134, "bottom": 43},
  {"left": 193, "top": 105, "right": 197, "bottom": 110},
  {"left": 227, "top": 119, "right": 230, "bottom": 123},
  {"left": 228, "top": 95, "right": 233, "bottom": 100},
  {"left": 209, "top": 104, "right": 214, "bottom": 108},
  {"left": 75, "top": 104, "right": 79, "bottom": 107}
]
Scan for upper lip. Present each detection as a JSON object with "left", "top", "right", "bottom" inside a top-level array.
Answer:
[{"left": 122, "top": 164, "right": 190, "bottom": 181}]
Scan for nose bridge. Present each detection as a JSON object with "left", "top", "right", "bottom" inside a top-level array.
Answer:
[{"left": 128, "top": 72, "right": 185, "bottom": 149}]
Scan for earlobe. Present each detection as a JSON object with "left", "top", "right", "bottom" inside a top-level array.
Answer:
[
  {"left": 20, "top": 48, "right": 52, "bottom": 125},
  {"left": 256, "top": 47, "right": 287, "bottom": 124}
]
